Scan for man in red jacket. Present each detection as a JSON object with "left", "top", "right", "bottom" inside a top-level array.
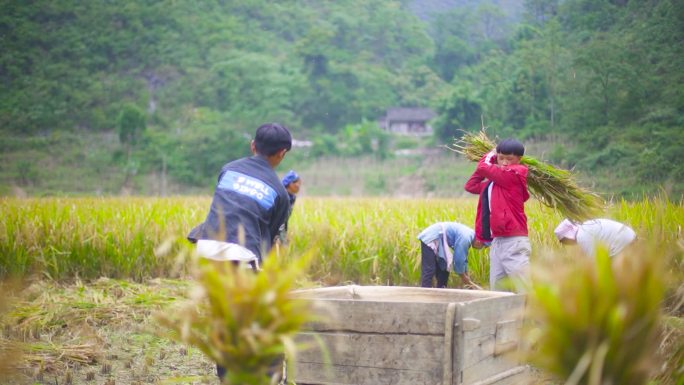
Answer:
[{"left": 464, "top": 138, "right": 530, "bottom": 292}]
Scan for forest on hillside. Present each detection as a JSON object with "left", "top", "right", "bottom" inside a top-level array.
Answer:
[{"left": 1, "top": 0, "right": 682, "bottom": 197}]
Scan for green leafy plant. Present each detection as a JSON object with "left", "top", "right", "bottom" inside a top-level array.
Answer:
[
  {"left": 156, "top": 252, "right": 319, "bottom": 385},
  {"left": 525, "top": 244, "right": 666, "bottom": 385}
]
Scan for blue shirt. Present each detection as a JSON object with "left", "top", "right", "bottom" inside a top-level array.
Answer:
[{"left": 417, "top": 222, "right": 475, "bottom": 274}]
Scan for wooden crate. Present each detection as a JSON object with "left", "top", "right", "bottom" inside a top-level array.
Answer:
[{"left": 291, "top": 285, "right": 528, "bottom": 385}]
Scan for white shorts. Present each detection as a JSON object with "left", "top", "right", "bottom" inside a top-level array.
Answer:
[{"left": 196, "top": 240, "right": 258, "bottom": 265}]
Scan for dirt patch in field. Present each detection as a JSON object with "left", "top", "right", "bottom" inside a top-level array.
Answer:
[{"left": 2, "top": 278, "right": 220, "bottom": 385}]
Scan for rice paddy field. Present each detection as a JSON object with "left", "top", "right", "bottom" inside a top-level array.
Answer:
[{"left": 0, "top": 196, "right": 682, "bottom": 384}]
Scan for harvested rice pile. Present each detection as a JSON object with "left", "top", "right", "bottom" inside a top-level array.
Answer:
[{"left": 450, "top": 130, "right": 604, "bottom": 222}]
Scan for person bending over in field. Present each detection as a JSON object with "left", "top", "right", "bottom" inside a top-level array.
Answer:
[
  {"left": 417, "top": 221, "right": 485, "bottom": 289},
  {"left": 464, "top": 138, "right": 530, "bottom": 292},
  {"left": 554, "top": 218, "right": 636, "bottom": 259}
]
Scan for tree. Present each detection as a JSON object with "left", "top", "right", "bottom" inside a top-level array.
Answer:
[
  {"left": 116, "top": 103, "right": 146, "bottom": 192},
  {"left": 434, "top": 83, "right": 483, "bottom": 143},
  {"left": 117, "top": 103, "right": 146, "bottom": 148},
  {"left": 431, "top": 8, "right": 478, "bottom": 81},
  {"left": 523, "top": 0, "right": 559, "bottom": 27}
]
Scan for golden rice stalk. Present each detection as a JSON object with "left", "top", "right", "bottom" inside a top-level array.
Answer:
[
  {"left": 449, "top": 130, "right": 604, "bottom": 222},
  {"left": 156, "top": 251, "right": 320, "bottom": 385},
  {"left": 525, "top": 241, "right": 665, "bottom": 384},
  {"left": 21, "top": 341, "right": 101, "bottom": 370}
]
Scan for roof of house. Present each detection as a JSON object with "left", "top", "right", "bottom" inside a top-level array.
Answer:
[{"left": 384, "top": 107, "right": 436, "bottom": 122}]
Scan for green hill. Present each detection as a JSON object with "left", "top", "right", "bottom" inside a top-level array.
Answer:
[{"left": 1, "top": 0, "right": 682, "bottom": 198}]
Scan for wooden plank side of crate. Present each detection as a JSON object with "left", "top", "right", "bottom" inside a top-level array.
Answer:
[
  {"left": 467, "top": 365, "right": 530, "bottom": 385},
  {"left": 343, "top": 286, "right": 512, "bottom": 303},
  {"left": 295, "top": 332, "right": 444, "bottom": 369},
  {"left": 292, "top": 285, "right": 358, "bottom": 299},
  {"left": 294, "top": 362, "right": 440, "bottom": 385},
  {"left": 293, "top": 286, "right": 513, "bottom": 303},
  {"left": 455, "top": 294, "right": 526, "bottom": 385},
  {"left": 458, "top": 295, "right": 525, "bottom": 340},
  {"left": 305, "top": 299, "right": 450, "bottom": 334}
]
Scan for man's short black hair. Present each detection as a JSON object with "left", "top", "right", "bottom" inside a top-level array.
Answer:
[
  {"left": 254, "top": 123, "right": 292, "bottom": 156},
  {"left": 496, "top": 138, "right": 525, "bottom": 156}
]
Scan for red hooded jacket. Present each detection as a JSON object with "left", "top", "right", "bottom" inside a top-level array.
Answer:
[{"left": 464, "top": 152, "right": 529, "bottom": 240}]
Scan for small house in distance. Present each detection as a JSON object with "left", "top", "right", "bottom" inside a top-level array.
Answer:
[{"left": 378, "top": 107, "right": 436, "bottom": 136}]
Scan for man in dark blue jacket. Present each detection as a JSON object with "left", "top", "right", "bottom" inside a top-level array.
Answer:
[
  {"left": 188, "top": 122, "right": 292, "bottom": 269},
  {"left": 187, "top": 122, "right": 292, "bottom": 382}
]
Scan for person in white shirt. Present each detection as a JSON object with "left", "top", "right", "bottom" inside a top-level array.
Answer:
[{"left": 554, "top": 218, "right": 636, "bottom": 258}]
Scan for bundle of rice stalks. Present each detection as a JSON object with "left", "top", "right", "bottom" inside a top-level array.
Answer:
[
  {"left": 21, "top": 340, "right": 101, "bottom": 372},
  {"left": 449, "top": 130, "right": 604, "bottom": 222},
  {"left": 525, "top": 242, "right": 665, "bottom": 384},
  {"left": 156, "top": 251, "right": 320, "bottom": 385}
]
